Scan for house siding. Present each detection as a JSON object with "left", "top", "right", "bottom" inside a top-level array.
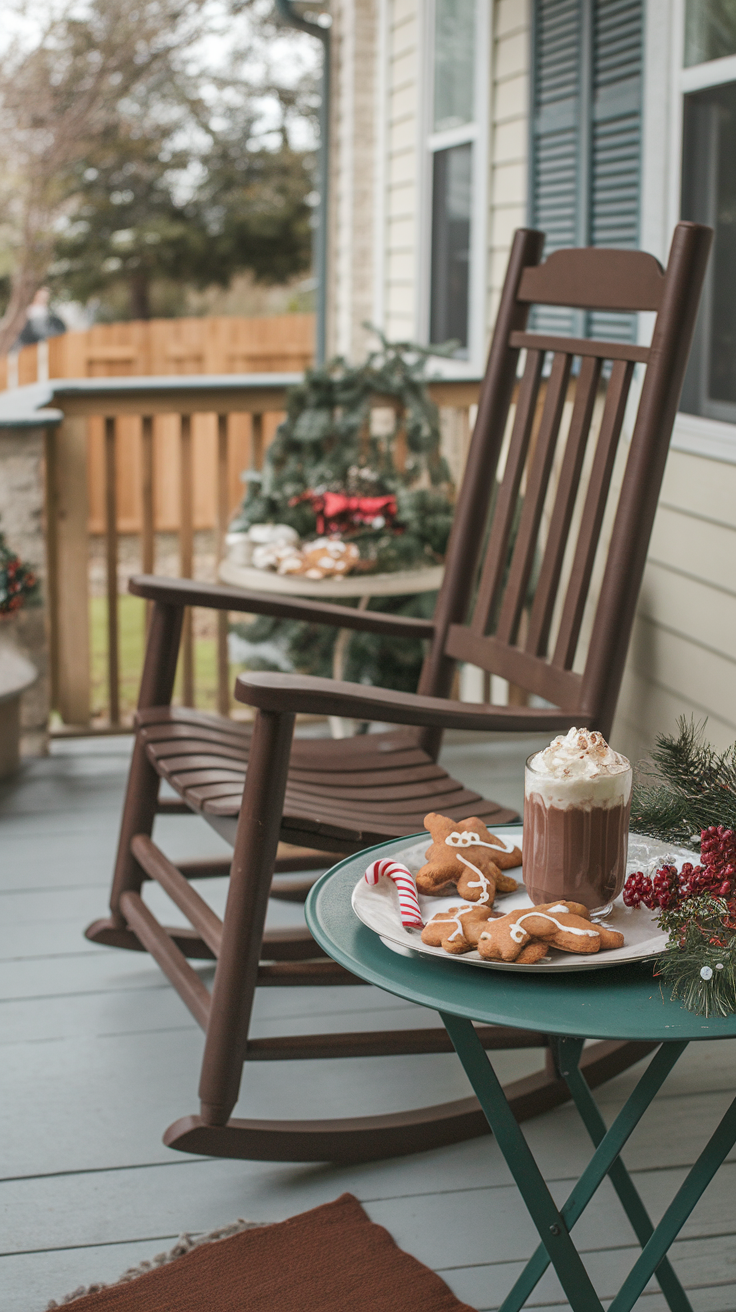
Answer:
[
  {"left": 612, "top": 448, "right": 736, "bottom": 760},
  {"left": 383, "top": 1, "right": 421, "bottom": 340},
  {"left": 328, "top": 0, "right": 380, "bottom": 361},
  {"left": 488, "top": 0, "right": 530, "bottom": 329},
  {"left": 326, "top": 0, "right": 736, "bottom": 765}
]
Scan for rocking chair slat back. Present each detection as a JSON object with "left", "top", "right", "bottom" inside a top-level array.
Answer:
[
  {"left": 525, "top": 353, "right": 602, "bottom": 659},
  {"left": 421, "top": 222, "right": 712, "bottom": 745},
  {"left": 494, "top": 349, "right": 573, "bottom": 647},
  {"left": 551, "top": 358, "right": 635, "bottom": 672},
  {"left": 471, "top": 346, "right": 545, "bottom": 636}
]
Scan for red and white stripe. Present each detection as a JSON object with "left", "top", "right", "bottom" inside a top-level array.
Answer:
[{"left": 364, "top": 859, "right": 423, "bottom": 928}]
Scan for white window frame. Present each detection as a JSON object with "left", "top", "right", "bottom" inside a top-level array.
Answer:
[
  {"left": 643, "top": 0, "right": 736, "bottom": 463},
  {"left": 416, "top": 0, "right": 492, "bottom": 378}
]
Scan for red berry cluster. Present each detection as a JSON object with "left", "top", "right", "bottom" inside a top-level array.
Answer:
[
  {"left": 623, "top": 825, "right": 736, "bottom": 910},
  {"left": 701, "top": 824, "right": 736, "bottom": 875},
  {"left": 0, "top": 547, "right": 36, "bottom": 615}
]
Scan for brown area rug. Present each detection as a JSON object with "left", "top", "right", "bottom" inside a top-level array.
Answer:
[{"left": 48, "top": 1193, "right": 475, "bottom": 1311}]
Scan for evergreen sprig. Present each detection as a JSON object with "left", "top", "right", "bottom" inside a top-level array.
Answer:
[
  {"left": 655, "top": 895, "right": 736, "bottom": 1018},
  {"left": 631, "top": 718, "right": 736, "bottom": 847}
]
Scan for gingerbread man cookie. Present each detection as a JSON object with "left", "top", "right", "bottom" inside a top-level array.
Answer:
[
  {"left": 415, "top": 813, "right": 521, "bottom": 907},
  {"left": 420, "top": 904, "right": 495, "bottom": 954},
  {"left": 476, "top": 900, "right": 624, "bottom": 963},
  {"left": 278, "top": 537, "right": 360, "bottom": 580}
]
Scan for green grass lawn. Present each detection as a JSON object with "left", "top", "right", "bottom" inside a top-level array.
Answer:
[{"left": 90, "top": 595, "right": 221, "bottom": 720}]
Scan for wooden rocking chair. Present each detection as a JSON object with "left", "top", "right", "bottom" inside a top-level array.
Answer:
[{"left": 87, "top": 222, "right": 711, "bottom": 1163}]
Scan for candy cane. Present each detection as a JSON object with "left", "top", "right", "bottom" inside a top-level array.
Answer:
[{"left": 364, "top": 859, "right": 423, "bottom": 928}]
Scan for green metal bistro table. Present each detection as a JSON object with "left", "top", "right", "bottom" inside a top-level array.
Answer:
[{"left": 305, "top": 836, "right": 736, "bottom": 1312}]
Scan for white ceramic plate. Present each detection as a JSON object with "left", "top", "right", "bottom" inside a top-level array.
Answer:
[{"left": 351, "top": 829, "right": 698, "bottom": 973}]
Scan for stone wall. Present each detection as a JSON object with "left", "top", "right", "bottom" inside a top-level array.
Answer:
[{"left": 0, "top": 424, "right": 50, "bottom": 756}]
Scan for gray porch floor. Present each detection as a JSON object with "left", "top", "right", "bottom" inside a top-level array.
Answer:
[{"left": 2, "top": 730, "right": 736, "bottom": 1311}]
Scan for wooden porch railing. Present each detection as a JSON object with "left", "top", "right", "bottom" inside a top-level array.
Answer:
[{"left": 6, "top": 374, "right": 481, "bottom": 733}]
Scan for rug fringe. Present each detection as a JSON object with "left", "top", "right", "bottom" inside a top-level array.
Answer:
[{"left": 46, "top": 1219, "right": 266, "bottom": 1307}]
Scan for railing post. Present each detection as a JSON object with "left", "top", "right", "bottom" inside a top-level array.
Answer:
[
  {"left": 141, "top": 415, "right": 155, "bottom": 575},
  {"left": 251, "top": 411, "right": 263, "bottom": 472},
  {"left": 179, "top": 413, "right": 194, "bottom": 706},
  {"left": 216, "top": 413, "right": 230, "bottom": 716},
  {"left": 51, "top": 414, "right": 91, "bottom": 726},
  {"left": 104, "top": 416, "right": 120, "bottom": 725}
]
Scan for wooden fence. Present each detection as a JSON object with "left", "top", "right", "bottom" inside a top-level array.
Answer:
[
  {"left": 37, "top": 375, "right": 480, "bottom": 731},
  {"left": 2, "top": 314, "right": 315, "bottom": 534}
]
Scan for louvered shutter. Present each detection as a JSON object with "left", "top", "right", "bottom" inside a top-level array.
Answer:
[
  {"left": 530, "top": 0, "right": 581, "bottom": 335},
  {"left": 530, "top": 0, "right": 643, "bottom": 342}
]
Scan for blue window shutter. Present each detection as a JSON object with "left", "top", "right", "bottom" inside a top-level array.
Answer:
[
  {"left": 530, "top": 0, "right": 643, "bottom": 341},
  {"left": 530, "top": 0, "right": 581, "bottom": 335}
]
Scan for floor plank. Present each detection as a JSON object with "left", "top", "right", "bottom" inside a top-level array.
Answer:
[{"left": 2, "top": 733, "right": 736, "bottom": 1311}]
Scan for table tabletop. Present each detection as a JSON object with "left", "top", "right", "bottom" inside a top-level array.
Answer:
[
  {"left": 219, "top": 558, "right": 444, "bottom": 599},
  {"left": 305, "top": 834, "right": 736, "bottom": 1045}
]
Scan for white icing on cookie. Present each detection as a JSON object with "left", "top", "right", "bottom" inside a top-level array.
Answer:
[
  {"left": 445, "top": 830, "right": 517, "bottom": 856},
  {"left": 454, "top": 853, "right": 492, "bottom": 904},
  {"left": 429, "top": 906, "right": 474, "bottom": 941},
  {"left": 508, "top": 909, "right": 598, "bottom": 945}
]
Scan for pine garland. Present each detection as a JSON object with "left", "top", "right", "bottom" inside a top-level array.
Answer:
[
  {"left": 622, "top": 719, "right": 736, "bottom": 1015},
  {"left": 631, "top": 717, "right": 736, "bottom": 846},
  {"left": 655, "top": 895, "right": 736, "bottom": 1019}
]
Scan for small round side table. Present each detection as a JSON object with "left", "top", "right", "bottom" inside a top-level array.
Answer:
[
  {"left": 306, "top": 838, "right": 736, "bottom": 1312},
  {"left": 219, "top": 559, "right": 443, "bottom": 736}
]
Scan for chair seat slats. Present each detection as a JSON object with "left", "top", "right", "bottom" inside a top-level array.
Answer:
[
  {"left": 138, "top": 706, "right": 514, "bottom": 836},
  {"left": 284, "top": 775, "right": 464, "bottom": 804},
  {"left": 156, "top": 754, "right": 248, "bottom": 774},
  {"left": 286, "top": 763, "right": 446, "bottom": 786},
  {"left": 146, "top": 738, "right": 249, "bottom": 762},
  {"left": 137, "top": 705, "right": 250, "bottom": 738}
]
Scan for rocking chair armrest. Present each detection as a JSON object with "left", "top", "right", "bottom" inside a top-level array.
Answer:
[
  {"left": 235, "top": 671, "right": 585, "bottom": 733},
  {"left": 128, "top": 574, "right": 436, "bottom": 639}
]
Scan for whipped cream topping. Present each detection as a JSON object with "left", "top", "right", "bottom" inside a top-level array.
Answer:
[
  {"left": 530, "top": 728, "right": 629, "bottom": 779},
  {"left": 526, "top": 729, "right": 631, "bottom": 809}
]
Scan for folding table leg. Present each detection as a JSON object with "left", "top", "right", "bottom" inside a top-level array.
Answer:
[
  {"left": 440, "top": 1013, "right": 605, "bottom": 1312},
  {"left": 487, "top": 1037, "right": 688, "bottom": 1312},
  {"left": 607, "top": 1089, "right": 736, "bottom": 1312},
  {"left": 550, "top": 1037, "right": 692, "bottom": 1312}
]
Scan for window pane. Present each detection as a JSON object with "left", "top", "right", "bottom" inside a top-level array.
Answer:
[
  {"left": 680, "top": 80, "right": 736, "bottom": 421},
  {"left": 684, "top": 0, "right": 736, "bottom": 66},
  {"left": 433, "top": 0, "right": 476, "bottom": 132},
  {"left": 429, "top": 143, "right": 472, "bottom": 352}
]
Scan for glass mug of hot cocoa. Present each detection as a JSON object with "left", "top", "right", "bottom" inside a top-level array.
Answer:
[{"left": 522, "top": 728, "right": 632, "bottom": 918}]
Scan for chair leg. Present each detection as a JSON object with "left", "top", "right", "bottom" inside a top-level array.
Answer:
[
  {"left": 87, "top": 601, "right": 183, "bottom": 938},
  {"left": 198, "top": 707, "right": 296, "bottom": 1126}
]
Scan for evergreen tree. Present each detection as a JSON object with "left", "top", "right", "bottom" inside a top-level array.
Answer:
[
  {"left": 231, "top": 336, "right": 456, "bottom": 689},
  {"left": 0, "top": 0, "right": 317, "bottom": 330}
]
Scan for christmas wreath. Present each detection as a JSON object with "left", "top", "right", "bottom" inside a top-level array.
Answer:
[{"left": 232, "top": 332, "right": 456, "bottom": 573}]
